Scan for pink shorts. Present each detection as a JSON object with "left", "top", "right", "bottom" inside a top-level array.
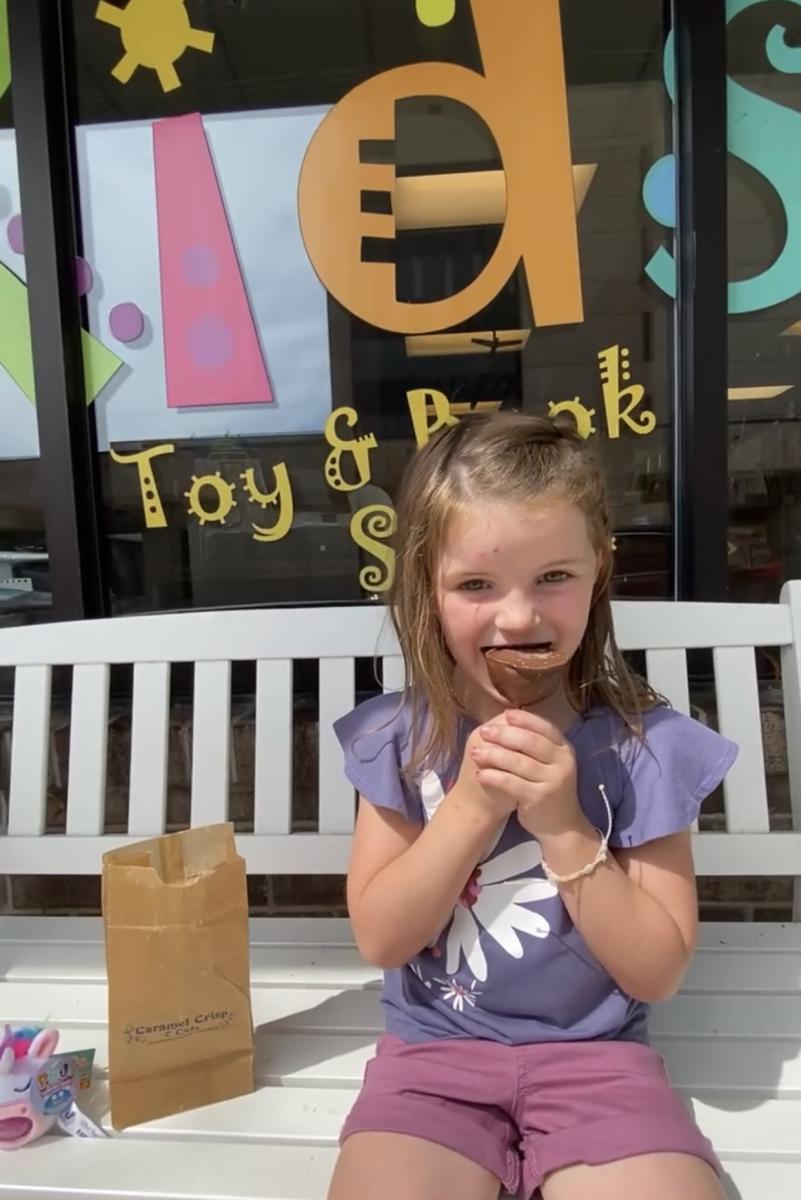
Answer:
[{"left": 341, "top": 1035, "right": 720, "bottom": 1198}]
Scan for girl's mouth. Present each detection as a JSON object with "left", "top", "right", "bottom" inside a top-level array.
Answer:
[{"left": 481, "top": 641, "right": 554, "bottom": 655}]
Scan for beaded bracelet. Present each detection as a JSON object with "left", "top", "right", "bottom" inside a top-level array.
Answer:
[{"left": 541, "top": 784, "right": 614, "bottom": 886}]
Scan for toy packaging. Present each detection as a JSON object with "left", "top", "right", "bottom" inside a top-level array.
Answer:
[{"left": 0, "top": 1026, "right": 106, "bottom": 1149}]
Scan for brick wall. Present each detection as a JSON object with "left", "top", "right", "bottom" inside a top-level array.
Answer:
[{"left": 0, "top": 690, "right": 795, "bottom": 923}]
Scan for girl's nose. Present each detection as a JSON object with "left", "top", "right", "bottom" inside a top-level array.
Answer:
[{"left": 496, "top": 595, "right": 541, "bottom": 634}]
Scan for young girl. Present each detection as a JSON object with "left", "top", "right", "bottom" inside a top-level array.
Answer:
[{"left": 331, "top": 413, "right": 737, "bottom": 1200}]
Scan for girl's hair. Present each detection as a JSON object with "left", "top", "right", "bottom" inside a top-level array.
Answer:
[{"left": 388, "top": 411, "right": 663, "bottom": 776}]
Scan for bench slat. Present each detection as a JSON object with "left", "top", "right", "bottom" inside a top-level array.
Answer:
[
  {"left": 254, "top": 659, "right": 294, "bottom": 835},
  {"left": 7, "top": 665, "right": 52, "bottom": 836},
  {"left": 0, "top": 938, "right": 378, "bottom": 988},
  {"left": 2, "top": 916, "right": 795, "bottom": 951},
  {"left": 1, "top": 933, "right": 797, "bottom": 988},
  {"left": 128, "top": 662, "right": 171, "bottom": 837},
  {"left": 262, "top": 1031, "right": 801, "bottom": 1094},
  {"left": 644, "top": 648, "right": 699, "bottom": 828},
  {"left": 381, "top": 654, "right": 404, "bottom": 693},
  {"left": 0, "top": 832, "right": 354, "bottom": 877},
  {"left": 651, "top": 992, "right": 801, "bottom": 1038},
  {"left": 1, "top": 950, "right": 796, "bottom": 1027},
  {"left": 0, "top": 600, "right": 789, "bottom": 665},
  {"left": 713, "top": 647, "right": 770, "bottom": 832},
  {"left": 779, "top": 580, "right": 801, "bottom": 917},
  {"left": 9, "top": 979, "right": 798, "bottom": 1040},
  {"left": 190, "top": 661, "right": 231, "bottom": 827},
  {"left": 0, "top": 1139, "right": 340, "bottom": 1200},
  {"left": 645, "top": 648, "right": 690, "bottom": 714},
  {"left": 615, "top": 599, "right": 792, "bottom": 650},
  {"left": 3, "top": 938, "right": 799, "bottom": 996},
  {"left": 318, "top": 658, "right": 355, "bottom": 834},
  {"left": 66, "top": 664, "right": 110, "bottom": 836},
  {"left": 0, "top": 1138, "right": 796, "bottom": 1200},
  {"left": 3, "top": 830, "right": 800, "bottom": 878},
  {"left": 25, "top": 1023, "right": 801, "bottom": 1096},
  {"left": 93, "top": 1081, "right": 355, "bottom": 1144},
  {"left": 80, "top": 1090, "right": 801, "bottom": 1160},
  {"left": 2, "top": 915, "right": 799, "bottom": 950},
  {"left": 0, "top": 916, "right": 358, "bottom": 947}
]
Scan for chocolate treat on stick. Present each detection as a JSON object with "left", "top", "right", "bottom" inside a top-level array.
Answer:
[{"left": 484, "top": 646, "right": 567, "bottom": 707}]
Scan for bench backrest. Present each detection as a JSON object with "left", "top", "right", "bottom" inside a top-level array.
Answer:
[{"left": 0, "top": 586, "right": 800, "bottom": 913}]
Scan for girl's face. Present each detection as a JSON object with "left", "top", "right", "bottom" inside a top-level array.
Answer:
[{"left": 436, "top": 499, "right": 600, "bottom": 720}]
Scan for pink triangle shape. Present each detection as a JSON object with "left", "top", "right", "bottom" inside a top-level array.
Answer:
[{"left": 154, "top": 112, "right": 273, "bottom": 409}]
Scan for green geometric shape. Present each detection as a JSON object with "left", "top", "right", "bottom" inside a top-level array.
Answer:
[
  {"left": 0, "top": 260, "right": 123, "bottom": 405},
  {"left": 81, "top": 322, "right": 124, "bottom": 404},
  {"left": 0, "top": 0, "right": 9, "bottom": 103}
]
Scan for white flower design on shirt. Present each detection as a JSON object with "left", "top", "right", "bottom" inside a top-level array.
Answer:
[
  {"left": 448, "top": 844, "right": 558, "bottom": 982},
  {"left": 419, "top": 770, "right": 559, "bottom": 984},
  {"left": 409, "top": 961, "right": 432, "bottom": 990},
  {"left": 436, "top": 977, "right": 482, "bottom": 1012}
]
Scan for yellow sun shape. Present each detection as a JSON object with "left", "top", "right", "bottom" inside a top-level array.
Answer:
[{"left": 96, "top": 0, "right": 215, "bottom": 93}]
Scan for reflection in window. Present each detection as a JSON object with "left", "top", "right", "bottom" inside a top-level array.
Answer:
[
  {"left": 69, "top": 0, "right": 675, "bottom": 612},
  {"left": 727, "top": 3, "right": 801, "bottom": 601}
]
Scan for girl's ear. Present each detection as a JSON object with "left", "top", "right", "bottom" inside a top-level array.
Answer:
[{"left": 29, "top": 1028, "right": 59, "bottom": 1063}]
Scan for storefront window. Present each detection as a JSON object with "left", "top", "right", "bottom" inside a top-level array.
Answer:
[
  {"left": 0, "top": 1, "right": 50, "bottom": 619},
  {"left": 68, "top": 0, "right": 674, "bottom": 612},
  {"left": 727, "top": 1, "right": 801, "bottom": 602}
]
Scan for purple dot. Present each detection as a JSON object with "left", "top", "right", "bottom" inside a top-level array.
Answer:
[
  {"left": 74, "top": 257, "right": 94, "bottom": 297},
  {"left": 109, "top": 302, "right": 145, "bottom": 343},
  {"left": 182, "top": 245, "right": 219, "bottom": 288},
  {"left": 187, "top": 314, "right": 233, "bottom": 369},
  {"left": 7, "top": 214, "right": 23, "bottom": 255}
]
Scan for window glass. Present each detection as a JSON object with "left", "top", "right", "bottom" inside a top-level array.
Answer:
[
  {"left": 68, "top": 0, "right": 674, "bottom": 611},
  {"left": 0, "top": 1, "right": 51, "bottom": 619},
  {"left": 727, "top": 1, "right": 801, "bottom": 601}
]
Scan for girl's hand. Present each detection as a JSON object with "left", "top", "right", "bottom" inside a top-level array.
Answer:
[
  {"left": 470, "top": 709, "right": 584, "bottom": 839},
  {"left": 451, "top": 724, "right": 520, "bottom": 823}
]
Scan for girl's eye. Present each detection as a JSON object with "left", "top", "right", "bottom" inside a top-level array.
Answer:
[
  {"left": 458, "top": 579, "right": 489, "bottom": 592},
  {"left": 540, "top": 571, "right": 571, "bottom": 584},
  {"left": 13, "top": 1080, "right": 31, "bottom": 1094}
]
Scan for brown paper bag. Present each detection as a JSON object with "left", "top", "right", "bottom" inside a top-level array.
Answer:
[{"left": 102, "top": 823, "right": 254, "bottom": 1130}]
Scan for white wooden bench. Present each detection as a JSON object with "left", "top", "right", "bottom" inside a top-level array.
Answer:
[{"left": 1, "top": 588, "right": 801, "bottom": 1199}]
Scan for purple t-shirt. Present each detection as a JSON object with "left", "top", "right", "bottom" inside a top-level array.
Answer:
[{"left": 334, "top": 693, "right": 738, "bottom": 1046}]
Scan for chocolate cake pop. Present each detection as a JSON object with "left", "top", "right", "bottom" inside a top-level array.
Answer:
[{"left": 484, "top": 646, "right": 567, "bottom": 707}]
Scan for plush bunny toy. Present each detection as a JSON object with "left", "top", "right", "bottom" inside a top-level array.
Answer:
[{"left": 0, "top": 1026, "right": 60, "bottom": 1149}]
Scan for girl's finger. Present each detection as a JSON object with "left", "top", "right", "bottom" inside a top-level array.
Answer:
[
  {"left": 504, "top": 708, "right": 566, "bottom": 746},
  {"left": 474, "top": 768, "right": 531, "bottom": 801},
  {"left": 480, "top": 723, "right": 556, "bottom": 763},
  {"left": 472, "top": 743, "right": 550, "bottom": 782}
]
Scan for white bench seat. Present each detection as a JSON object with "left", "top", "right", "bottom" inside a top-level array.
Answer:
[
  {"left": 1, "top": 592, "right": 801, "bottom": 1197},
  {"left": 1, "top": 917, "right": 800, "bottom": 1199}
]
